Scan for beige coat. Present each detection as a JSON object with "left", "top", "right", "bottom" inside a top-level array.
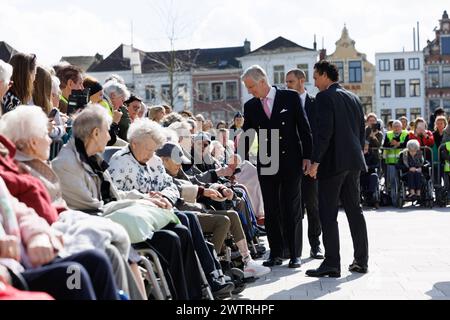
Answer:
[
  {"left": 51, "top": 139, "right": 148, "bottom": 214},
  {"left": 51, "top": 139, "right": 179, "bottom": 243}
]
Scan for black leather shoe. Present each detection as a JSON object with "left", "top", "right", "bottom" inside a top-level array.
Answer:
[
  {"left": 262, "top": 257, "right": 283, "bottom": 267},
  {"left": 348, "top": 261, "right": 368, "bottom": 274},
  {"left": 306, "top": 264, "right": 341, "bottom": 278},
  {"left": 288, "top": 258, "right": 301, "bottom": 269},
  {"left": 310, "top": 247, "right": 325, "bottom": 260}
]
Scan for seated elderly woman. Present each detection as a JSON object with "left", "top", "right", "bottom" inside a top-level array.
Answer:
[
  {"left": 51, "top": 105, "right": 204, "bottom": 300},
  {"left": 107, "top": 119, "right": 235, "bottom": 296},
  {"left": 0, "top": 105, "right": 146, "bottom": 300},
  {"left": 0, "top": 177, "right": 119, "bottom": 300},
  {"left": 397, "top": 139, "right": 426, "bottom": 200}
]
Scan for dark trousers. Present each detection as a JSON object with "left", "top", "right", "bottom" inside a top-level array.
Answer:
[
  {"left": 407, "top": 171, "right": 423, "bottom": 190},
  {"left": 20, "top": 250, "right": 119, "bottom": 300},
  {"left": 176, "top": 211, "right": 216, "bottom": 277},
  {"left": 143, "top": 228, "right": 188, "bottom": 300},
  {"left": 318, "top": 170, "right": 369, "bottom": 269},
  {"left": 258, "top": 173, "right": 303, "bottom": 259},
  {"left": 302, "top": 175, "right": 322, "bottom": 250},
  {"left": 161, "top": 223, "right": 203, "bottom": 300}
]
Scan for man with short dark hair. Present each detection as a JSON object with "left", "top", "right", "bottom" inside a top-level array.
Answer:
[
  {"left": 306, "top": 60, "right": 369, "bottom": 278},
  {"left": 285, "top": 69, "right": 323, "bottom": 260},
  {"left": 56, "top": 65, "right": 84, "bottom": 114}
]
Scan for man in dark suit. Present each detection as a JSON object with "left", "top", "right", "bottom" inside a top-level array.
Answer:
[
  {"left": 285, "top": 69, "right": 324, "bottom": 260},
  {"left": 239, "top": 65, "right": 312, "bottom": 269},
  {"left": 306, "top": 60, "right": 369, "bottom": 278}
]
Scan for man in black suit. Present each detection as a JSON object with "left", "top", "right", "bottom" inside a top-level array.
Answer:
[
  {"left": 239, "top": 65, "right": 312, "bottom": 269},
  {"left": 306, "top": 61, "right": 369, "bottom": 278},
  {"left": 285, "top": 69, "right": 324, "bottom": 260}
]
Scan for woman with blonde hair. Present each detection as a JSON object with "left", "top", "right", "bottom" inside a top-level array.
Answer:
[{"left": 32, "top": 66, "right": 53, "bottom": 115}]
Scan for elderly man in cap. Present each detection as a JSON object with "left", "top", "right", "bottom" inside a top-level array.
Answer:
[{"left": 158, "top": 141, "right": 271, "bottom": 279}]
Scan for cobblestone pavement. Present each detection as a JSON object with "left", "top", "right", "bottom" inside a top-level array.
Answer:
[{"left": 235, "top": 207, "right": 450, "bottom": 300}]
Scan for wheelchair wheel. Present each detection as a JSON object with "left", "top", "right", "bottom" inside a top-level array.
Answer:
[
  {"left": 390, "top": 182, "right": 398, "bottom": 208},
  {"left": 397, "top": 196, "right": 404, "bottom": 209}
]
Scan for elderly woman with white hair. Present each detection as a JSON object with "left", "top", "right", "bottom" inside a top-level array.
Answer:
[
  {"left": 51, "top": 105, "right": 204, "bottom": 300},
  {"left": 397, "top": 139, "right": 425, "bottom": 200},
  {"left": 108, "top": 118, "right": 236, "bottom": 296},
  {"left": 103, "top": 80, "right": 131, "bottom": 141},
  {"left": 0, "top": 105, "right": 152, "bottom": 300}
]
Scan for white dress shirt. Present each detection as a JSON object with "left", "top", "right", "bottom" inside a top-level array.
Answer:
[{"left": 299, "top": 91, "right": 307, "bottom": 110}]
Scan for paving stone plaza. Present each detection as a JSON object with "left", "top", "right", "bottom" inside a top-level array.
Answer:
[{"left": 237, "top": 207, "right": 450, "bottom": 300}]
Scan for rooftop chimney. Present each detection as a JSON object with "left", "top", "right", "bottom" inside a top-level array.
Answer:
[
  {"left": 417, "top": 21, "right": 420, "bottom": 51},
  {"left": 313, "top": 34, "right": 317, "bottom": 50},
  {"left": 244, "top": 39, "right": 251, "bottom": 54}
]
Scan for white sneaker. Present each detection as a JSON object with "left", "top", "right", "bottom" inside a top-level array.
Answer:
[{"left": 244, "top": 260, "right": 271, "bottom": 278}]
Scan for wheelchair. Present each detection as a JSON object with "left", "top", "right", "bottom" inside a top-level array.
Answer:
[
  {"left": 361, "top": 148, "right": 382, "bottom": 209},
  {"left": 394, "top": 163, "right": 434, "bottom": 209}
]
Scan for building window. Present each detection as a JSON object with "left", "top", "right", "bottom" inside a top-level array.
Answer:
[
  {"left": 395, "top": 108, "right": 407, "bottom": 119},
  {"left": 409, "top": 79, "right": 421, "bottom": 97},
  {"left": 197, "top": 83, "right": 209, "bottom": 102},
  {"left": 297, "top": 64, "right": 309, "bottom": 82},
  {"left": 211, "top": 82, "right": 224, "bottom": 101},
  {"left": 410, "top": 108, "right": 422, "bottom": 120},
  {"left": 442, "top": 66, "right": 450, "bottom": 88},
  {"left": 428, "top": 66, "right": 440, "bottom": 88},
  {"left": 333, "top": 61, "right": 344, "bottom": 82},
  {"left": 161, "top": 84, "right": 170, "bottom": 102},
  {"left": 441, "top": 36, "right": 450, "bottom": 55},
  {"left": 349, "top": 61, "right": 362, "bottom": 83},
  {"left": 211, "top": 111, "right": 226, "bottom": 124},
  {"left": 380, "top": 80, "right": 391, "bottom": 98},
  {"left": 225, "top": 81, "right": 238, "bottom": 100},
  {"left": 379, "top": 59, "right": 390, "bottom": 71},
  {"left": 145, "top": 85, "right": 156, "bottom": 101},
  {"left": 408, "top": 58, "right": 420, "bottom": 70},
  {"left": 381, "top": 109, "right": 392, "bottom": 126},
  {"left": 444, "top": 99, "right": 450, "bottom": 114},
  {"left": 273, "top": 65, "right": 285, "bottom": 86},
  {"left": 430, "top": 99, "right": 441, "bottom": 113},
  {"left": 395, "top": 80, "right": 406, "bottom": 97},
  {"left": 177, "top": 84, "right": 187, "bottom": 101},
  {"left": 394, "top": 59, "right": 405, "bottom": 71}
]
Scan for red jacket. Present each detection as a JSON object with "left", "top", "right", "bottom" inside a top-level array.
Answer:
[
  {"left": 0, "top": 135, "right": 58, "bottom": 224},
  {"left": 408, "top": 131, "right": 435, "bottom": 147}
]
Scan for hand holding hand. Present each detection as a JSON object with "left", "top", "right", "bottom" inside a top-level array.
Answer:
[{"left": 308, "top": 163, "right": 320, "bottom": 179}]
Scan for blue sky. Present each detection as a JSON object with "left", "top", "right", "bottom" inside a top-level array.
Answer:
[{"left": 1, "top": 0, "right": 447, "bottom": 66}]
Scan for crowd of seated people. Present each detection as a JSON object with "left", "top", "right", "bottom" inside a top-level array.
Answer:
[
  {"left": 1, "top": 49, "right": 450, "bottom": 299},
  {"left": 0, "top": 55, "right": 272, "bottom": 300}
]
